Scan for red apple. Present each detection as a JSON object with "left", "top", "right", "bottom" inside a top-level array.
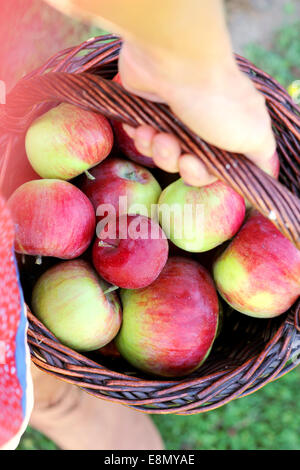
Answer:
[
  {"left": 79, "top": 157, "right": 161, "bottom": 220},
  {"left": 92, "top": 214, "right": 169, "bottom": 289},
  {"left": 25, "top": 103, "right": 114, "bottom": 180},
  {"left": 111, "top": 73, "right": 156, "bottom": 168},
  {"left": 7, "top": 179, "right": 96, "bottom": 261},
  {"left": 115, "top": 257, "right": 219, "bottom": 377},
  {"left": 96, "top": 340, "right": 121, "bottom": 359},
  {"left": 213, "top": 210, "right": 300, "bottom": 318},
  {"left": 31, "top": 259, "right": 122, "bottom": 352}
]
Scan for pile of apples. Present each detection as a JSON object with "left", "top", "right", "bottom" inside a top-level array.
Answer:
[{"left": 7, "top": 76, "right": 300, "bottom": 379}]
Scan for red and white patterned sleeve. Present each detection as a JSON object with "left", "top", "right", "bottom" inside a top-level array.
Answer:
[{"left": 0, "top": 195, "right": 33, "bottom": 450}]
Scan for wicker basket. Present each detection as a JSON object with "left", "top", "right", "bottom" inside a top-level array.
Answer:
[{"left": 0, "top": 34, "right": 300, "bottom": 415}]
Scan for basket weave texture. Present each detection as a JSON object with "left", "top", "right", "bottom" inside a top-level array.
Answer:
[{"left": 0, "top": 35, "right": 299, "bottom": 414}]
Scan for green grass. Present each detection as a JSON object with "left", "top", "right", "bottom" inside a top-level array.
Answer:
[
  {"left": 152, "top": 367, "right": 300, "bottom": 450},
  {"left": 17, "top": 427, "right": 59, "bottom": 451},
  {"left": 244, "top": 20, "right": 300, "bottom": 88}
]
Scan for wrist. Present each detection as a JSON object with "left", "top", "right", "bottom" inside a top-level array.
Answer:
[{"left": 121, "top": 38, "right": 240, "bottom": 91}]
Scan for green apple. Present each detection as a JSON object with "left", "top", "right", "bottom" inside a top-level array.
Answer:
[{"left": 31, "top": 259, "right": 122, "bottom": 351}]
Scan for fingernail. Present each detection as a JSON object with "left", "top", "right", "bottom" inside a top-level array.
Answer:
[{"left": 122, "top": 124, "right": 136, "bottom": 138}]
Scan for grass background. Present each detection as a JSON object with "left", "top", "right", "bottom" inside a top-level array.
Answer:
[
  {"left": 17, "top": 5, "right": 300, "bottom": 452},
  {"left": 245, "top": 20, "right": 300, "bottom": 89}
]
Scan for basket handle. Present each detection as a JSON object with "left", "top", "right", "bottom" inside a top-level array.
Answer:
[{"left": 1, "top": 70, "right": 300, "bottom": 249}]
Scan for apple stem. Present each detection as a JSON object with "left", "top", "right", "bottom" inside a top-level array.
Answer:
[
  {"left": 123, "top": 171, "right": 137, "bottom": 181},
  {"left": 85, "top": 170, "right": 96, "bottom": 181},
  {"left": 103, "top": 285, "right": 119, "bottom": 295},
  {"left": 35, "top": 255, "right": 42, "bottom": 265}
]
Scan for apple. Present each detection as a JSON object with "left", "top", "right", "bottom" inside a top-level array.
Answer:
[
  {"left": 213, "top": 210, "right": 300, "bottom": 318},
  {"left": 31, "top": 259, "right": 122, "bottom": 351},
  {"left": 96, "top": 340, "right": 121, "bottom": 359},
  {"left": 7, "top": 179, "right": 96, "bottom": 261},
  {"left": 111, "top": 119, "right": 156, "bottom": 168},
  {"left": 79, "top": 157, "right": 162, "bottom": 220},
  {"left": 92, "top": 214, "right": 169, "bottom": 289},
  {"left": 158, "top": 178, "right": 246, "bottom": 253},
  {"left": 115, "top": 256, "right": 219, "bottom": 377},
  {"left": 25, "top": 102, "right": 114, "bottom": 180},
  {"left": 111, "top": 73, "right": 156, "bottom": 168}
]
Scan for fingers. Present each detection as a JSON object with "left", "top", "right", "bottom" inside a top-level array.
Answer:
[
  {"left": 162, "top": 67, "right": 280, "bottom": 180},
  {"left": 122, "top": 120, "right": 279, "bottom": 190},
  {"left": 117, "top": 38, "right": 280, "bottom": 186},
  {"left": 133, "top": 125, "right": 157, "bottom": 157},
  {"left": 245, "top": 148, "right": 280, "bottom": 179},
  {"left": 151, "top": 133, "right": 181, "bottom": 173},
  {"left": 243, "top": 92, "right": 279, "bottom": 178},
  {"left": 122, "top": 124, "right": 216, "bottom": 186},
  {"left": 178, "top": 154, "right": 218, "bottom": 187}
]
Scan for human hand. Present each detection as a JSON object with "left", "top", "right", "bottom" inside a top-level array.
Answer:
[{"left": 118, "top": 41, "right": 279, "bottom": 187}]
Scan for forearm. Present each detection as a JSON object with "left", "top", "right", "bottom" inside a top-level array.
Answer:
[
  {"left": 45, "top": 0, "right": 277, "bottom": 179},
  {"left": 46, "top": 0, "right": 236, "bottom": 71}
]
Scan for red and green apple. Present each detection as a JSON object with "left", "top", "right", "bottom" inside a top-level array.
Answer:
[
  {"left": 213, "top": 210, "right": 300, "bottom": 318},
  {"left": 115, "top": 256, "right": 219, "bottom": 377},
  {"left": 7, "top": 179, "right": 96, "bottom": 261},
  {"left": 25, "top": 103, "right": 114, "bottom": 180},
  {"left": 158, "top": 178, "right": 245, "bottom": 253},
  {"left": 79, "top": 157, "right": 161, "bottom": 220},
  {"left": 92, "top": 214, "right": 169, "bottom": 289},
  {"left": 31, "top": 259, "right": 122, "bottom": 351}
]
